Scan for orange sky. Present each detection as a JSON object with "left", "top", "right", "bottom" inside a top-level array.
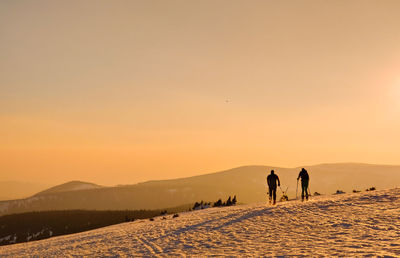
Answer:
[{"left": 1, "top": 0, "right": 400, "bottom": 185}]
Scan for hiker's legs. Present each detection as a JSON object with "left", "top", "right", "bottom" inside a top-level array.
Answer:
[
  {"left": 268, "top": 188, "right": 273, "bottom": 203},
  {"left": 305, "top": 182, "right": 309, "bottom": 200},
  {"left": 301, "top": 180, "right": 309, "bottom": 200},
  {"left": 272, "top": 188, "right": 277, "bottom": 204}
]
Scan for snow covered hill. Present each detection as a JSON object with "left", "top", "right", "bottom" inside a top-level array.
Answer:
[{"left": 1, "top": 188, "right": 400, "bottom": 256}]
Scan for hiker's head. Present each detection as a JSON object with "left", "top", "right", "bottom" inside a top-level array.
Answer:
[
  {"left": 302, "top": 168, "right": 307, "bottom": 172},
  {"left": 271, "top": 170, "right": 275, "bottom": 175}
]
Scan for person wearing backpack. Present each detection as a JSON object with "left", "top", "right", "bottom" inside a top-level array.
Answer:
[
  {"left": 267, "top": 170, "right": 280, "bottom": 205},
  {"left": 297, "top": 168, "right": 310, "bottom": 201}
]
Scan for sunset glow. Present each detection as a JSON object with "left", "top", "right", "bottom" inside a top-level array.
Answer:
[{"left": 1, "top": 0, "right": 400, "bottom": 185}]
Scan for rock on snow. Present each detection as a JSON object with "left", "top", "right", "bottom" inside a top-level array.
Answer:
[{"left": 1, "top": 188, "right": 400, "bottom": 256}]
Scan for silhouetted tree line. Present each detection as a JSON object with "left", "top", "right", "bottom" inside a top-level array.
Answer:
[
  {"left": 192, "top": 201, "right": 211, "bottom": 210},
  {"left": 0, "top": 205, "right": 190, "bottom": 246},
  {"left": 192, "top": 196, "right": 237, "bottom": 210},
  {"left": 214, "top": 195, "right": 237, "bottom": 207}
]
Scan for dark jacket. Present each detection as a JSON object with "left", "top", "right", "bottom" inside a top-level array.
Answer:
[
  {"left": 298, "top": 170, "right": 309, "bottom": 181},
  {"left": 267, "top": 174, "right": 280, "bottom": 189}
]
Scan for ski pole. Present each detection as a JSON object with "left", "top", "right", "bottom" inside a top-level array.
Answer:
[{"left": 296, "top": 179, "right": 299, "bottom": 200}]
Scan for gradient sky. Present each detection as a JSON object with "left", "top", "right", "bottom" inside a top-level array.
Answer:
[{"left": 1, "top": 0, "right": 400, "bottom": 185}]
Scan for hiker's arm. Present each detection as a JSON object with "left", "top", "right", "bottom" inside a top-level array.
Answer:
[{"left": 277, "top": 176, "right": 280, "bottom": 186}]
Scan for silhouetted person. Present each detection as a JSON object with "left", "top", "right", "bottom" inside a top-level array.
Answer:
[
  {"left": 267, "top": 170, "right": 280, "bottom": 205},
  {"left": 297, "top": 168, "right": 309, "bottom": 201}
]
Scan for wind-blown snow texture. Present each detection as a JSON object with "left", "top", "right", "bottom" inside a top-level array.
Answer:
[{"left": 1, "top": 188, "right": 400, "bottom": 256}]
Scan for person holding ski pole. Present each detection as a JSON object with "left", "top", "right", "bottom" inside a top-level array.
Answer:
[
  {"left": 297, "top": 168, "right": 309, "bottom": 201},
  {"left": 267, "top": 170, "right": 280, "bottom": 205}
]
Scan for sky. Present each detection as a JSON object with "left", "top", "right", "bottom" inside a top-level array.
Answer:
[{"left": 1, "top": 0, "right": 400, "bottom": 186}]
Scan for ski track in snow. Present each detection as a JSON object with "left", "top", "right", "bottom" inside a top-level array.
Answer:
[{"left": 1, "top": 189, "right": 400, "bottom": 257}]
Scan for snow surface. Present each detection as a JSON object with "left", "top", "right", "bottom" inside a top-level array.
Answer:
[
  {"left": 1, "top": 188, "right": 400, "bottom": 256},
  {"left": 65, "top": 184, "right": 100, "bottom": 191}
]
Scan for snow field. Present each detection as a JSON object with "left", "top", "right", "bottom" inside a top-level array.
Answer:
[{"left": 1, "top": 188, "right": 400, "bottom": 256}]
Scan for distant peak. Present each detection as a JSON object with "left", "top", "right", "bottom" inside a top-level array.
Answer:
[{"left": 34, "top": 180, "right": 103, "bottom": 196}]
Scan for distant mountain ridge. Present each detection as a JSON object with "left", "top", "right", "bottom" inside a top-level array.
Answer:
[
  {"left": 0, "top": 163, "right": 399, "bottom": 216},
  {"left": 35, "top": 181, "right": 103, "bottom": 196}
]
